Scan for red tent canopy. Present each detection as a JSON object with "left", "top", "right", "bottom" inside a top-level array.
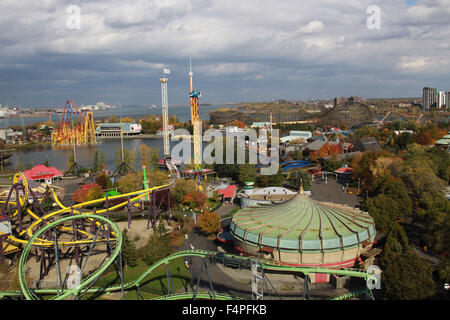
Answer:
[
  {"left": 218, "top": 185, "right": 237, "bottom": 199},
  {"left": 23, "top": 165, "right": 63, "bottom": 181},
  {"left": 335, "top": 167, "right": 354, "bottom": 174}
]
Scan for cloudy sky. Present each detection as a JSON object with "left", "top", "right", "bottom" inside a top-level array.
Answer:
[{"left": 0, "top": 0, "right": 449, "bottom": 108}]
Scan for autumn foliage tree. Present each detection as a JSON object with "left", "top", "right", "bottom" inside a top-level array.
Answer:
[
  {"left": 198, "top": 211, "right": 221, "bottom": 235},
  {"left": 72, "top": 184, "right": 103, "bottom": 203},
  {"left": 183, "top": 190, "right": 207, "bottom": 210},
  {"left": 228, "top": 120, "right": 246, "bottom": 128}
]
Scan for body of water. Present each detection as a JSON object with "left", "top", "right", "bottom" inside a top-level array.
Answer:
[
  {"left": 3, "top": 104, "right": 231, "bottom": 128},
  {"left": 6, "top": 138, "right": 207, "bottom": 173}
]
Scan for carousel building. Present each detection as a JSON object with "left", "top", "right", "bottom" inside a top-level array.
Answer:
[{"left": 229, "top": 187, "right": 376, "bottom": 282}]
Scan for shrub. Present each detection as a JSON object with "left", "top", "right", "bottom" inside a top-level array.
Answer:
[{"left": 72, "top": 184, "right": 103, "bottom": 203}]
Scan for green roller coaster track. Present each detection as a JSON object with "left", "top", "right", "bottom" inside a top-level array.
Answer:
[{"left": 3, "top": 215, "right": 377, "bottom": 300}]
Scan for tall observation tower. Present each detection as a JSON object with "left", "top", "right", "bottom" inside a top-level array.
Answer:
[{"left": 160, "top": 75, "right": 170, "bottom": 158}]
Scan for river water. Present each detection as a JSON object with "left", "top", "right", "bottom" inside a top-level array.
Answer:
[
  {"left": 4, "top": 104, "right": 229, "bottom": 127},
  {"left": 8, "top": 138, "right": 200, "bottom": 172},
  {"left": 5, "top": 104, "right": 230, "bottom": 171}
]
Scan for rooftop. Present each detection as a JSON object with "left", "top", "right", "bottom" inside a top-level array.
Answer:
[{"left": 231, "top": 191, "right": 375, "bottom": 252}]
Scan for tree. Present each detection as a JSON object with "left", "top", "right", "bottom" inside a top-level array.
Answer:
[
  {"left": 228, "top": 120, "right": 246, "bottom": 128},
  {"left": 147, "top": 170, "right": 170, "bottom": 187},
  {"left": 414, "top": 132, "right": 435, "bottom": 146},
  {"left": 322, "top": 156, "right": 341, "bottom": 173},
  {"left": 150, "top": 147, "right": 160, "bottom": 171},
  {"left": 382, "top": 248, "right": 435, "bottom": 300},
  {"left": 183, "top": 190, "right": 207, "bottom": 209},
  {"left": 140, "top": 144, "right": 151, "bottom": 169},
  {"left": 172, "top": 179, "right": 197, "bottom": 205},
  {"left": 121, "top": 117, "right": 134, "bottom": 123},
  {"left": 115, "top": 147, "right": 137, "bottom": 170},
  {"left": 394, "top": 133, "right": 414, "bottom": 150},
  {"left": 438, "top": 256, "right": 450, "bottom": 284},
  {"left": 370, "top": 175, "right": 412, "bottom": 216},
  {"left": 238, "top": 164, "right": 257, "bottom": 186},
  {"left": 67, "top": 150, "right": 75, "bottom": 170},
  {"left": 117, "top": 172, "right": 143, "bottom": 194},
  {"left": 95, "top": 172, "right": 111, "bottom": 190},
  {"left": 122, "top": 229, "right": 138, "bottom": 268},
  {"left": 93, "top": 151, "right": 99, "bottom": 172},
  {"left": 168, "top": 114, "right": 179, "bottom": 125},
  {"left": 293, "top": 149, "right": 303, "bottom": 161},
  {"left": 72, "top": 184, "right": 103, "bottom": 203},
  {"left": 363, "top": 194, "right": 408, "bottom": 233},
  {"left": 287, "top": 170, "right": 311, "bottom": 191},
  {"left": 141, "top": 219, "right": 174, "bottom": 265},
  {"left": 99, "top": 152, "right": 106, "bottom": 171},
  {"left": 107, "top": 115, "right": 119, "bottom": 123},
  {"left": 198, "top": 211, "right": 221, "bottom": 235}
]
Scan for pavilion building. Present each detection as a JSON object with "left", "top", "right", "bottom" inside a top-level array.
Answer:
[{"left": 229, "top": 187, "right": 376, "bottom": 283}]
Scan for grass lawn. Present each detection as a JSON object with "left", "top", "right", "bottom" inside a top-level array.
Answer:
[
  {"left": 93, "top": 257, "right": 191, "bottom": 299},
  {"left": 206, "top": 198, "right": 222, "bottom": 212}
]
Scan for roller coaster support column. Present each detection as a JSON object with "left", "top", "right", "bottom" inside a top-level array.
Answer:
[
  {"left": 71, "top": 218, "right": 81, "bottom": 267},
  {"left": 105, "top": 194, "right": 110, "bottom": 218},
  {"left": 0, "top": 236, "right": 5, "bottom": 263},
  {"left": 127, "top": 196, "right": 132, "bottom": 230},
  {"left": 193, "top": 257, "right": 216, "bottom": 300},
  {"left": 166, "top": 264, "right": 175, "bottom": 295},
  {"left": 54, "top": 228, "right": 62, "bottom": 296},
  {"left": 303, "top": 274, "right": 310, "bottom": 300}
]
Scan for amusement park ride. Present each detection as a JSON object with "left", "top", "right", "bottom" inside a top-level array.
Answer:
[
  {"left": 51, "top": 100, "right": 97, "bottom": 177},
  {"left": 51, "top": 100, "right": 96, "bottom": 146},
  {"left": 0, "top": 173, "right": 378, "bottom": 301},
  {"left": 160, "top": 70, "right": 179, "bottom": 178},
  {"left": 189, "top": 58, "right": 204, "bottom": 190}
]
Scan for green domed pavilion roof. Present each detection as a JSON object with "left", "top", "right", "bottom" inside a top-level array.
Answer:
[{"left": 230, "top": 192, "right": 375, "bottom": 252}]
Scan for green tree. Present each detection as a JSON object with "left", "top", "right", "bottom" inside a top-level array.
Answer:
[
  {"left": 99, "top": 152, "right": 105, "bottom": 171},
  {"left": 122, "top": 229, "right": 138, "bottom": 268},
  {"left": 322, "top": 156, "right": 341, "bottom": 172},
  {"left": 150, "top": 147, "right": 160, "bottom": 171},
  {"left": 147, "top": 170, "right": 170, "bottom": 187},
  {"left": 370, "top": 175, "right": 413, "bottom": 217},
  {"left": 238, "top": 164, "right": 257, "bottom": 186},
  {"left": 438, "top": 256, "right": 450, "bottom": 284},
  {"left": 118, "top": 172, "right": 143, "bottom": 194},
  {"left": 382, "top": 248, "right": 435, "bottom": 300},
  {"left": 67, "top": 150, "right": 74, "bottom": 170},
  {"left": 172, "top": 179, "right": 197, "bottom": 205},
  {"left": 140, "top": 219, "right": 174, "bottom": 265},
  {"left": 287, "top": 170, "right": 311, "bottom": 191},
  {"left": 93, "top": 151, "right": 99, "bottom": 172},
  {"left": 394, "top": 132, "right": 414, "bottom": 150},
  {"left": 115, "top": 147, "right": 137, "bottom": 170}
]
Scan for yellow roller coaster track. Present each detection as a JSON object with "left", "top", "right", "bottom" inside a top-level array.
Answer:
[{"left": 1, "top": 173, "right": 170, "bottom": 250}]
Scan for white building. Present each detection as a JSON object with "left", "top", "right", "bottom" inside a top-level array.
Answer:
[
  {"left": 280, "top": 131, "right": 312, "bottom": 144},
  {"left": 439, "top": 91, "right": 446, "bottom": 109}
]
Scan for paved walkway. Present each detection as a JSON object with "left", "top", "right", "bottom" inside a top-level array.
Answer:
[
  {"left": 310, "top": 179, "right": 361, "bottom": 208},
  {"left": 214, "top": 203, "right": 238, "bottom": 218}
]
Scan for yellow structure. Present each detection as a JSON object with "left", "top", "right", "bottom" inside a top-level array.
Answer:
[{"left": 51, "top": 100, "right": 97, "bottom": 146}]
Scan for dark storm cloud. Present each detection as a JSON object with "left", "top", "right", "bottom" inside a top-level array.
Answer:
[{"left": 0, "top": 0, "right": 449, "bottom": 107}]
